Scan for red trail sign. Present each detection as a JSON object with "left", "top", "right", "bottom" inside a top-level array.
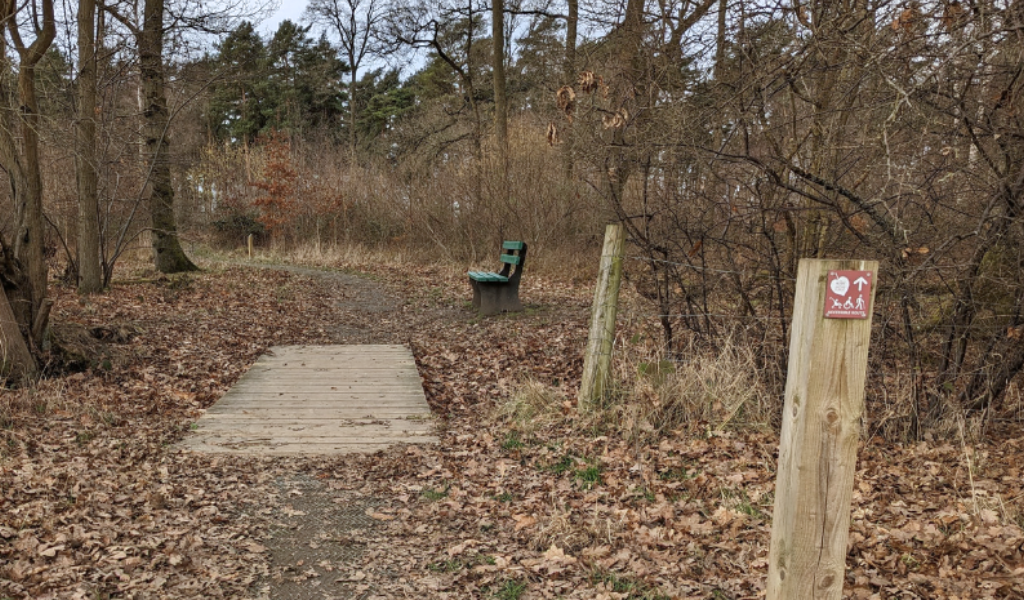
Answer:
[{"left": 823, "top": 270, "right": 873, "bottom": 319}]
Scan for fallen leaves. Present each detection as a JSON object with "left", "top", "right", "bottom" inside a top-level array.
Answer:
[{"left": 2, "top": 260, "right": 1022, "bottom": 599}]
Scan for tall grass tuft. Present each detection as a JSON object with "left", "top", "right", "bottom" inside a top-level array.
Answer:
[{"left": 496, "top": 338, "right": 773, "bottom": 444}]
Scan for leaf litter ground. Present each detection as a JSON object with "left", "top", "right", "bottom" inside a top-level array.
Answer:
[{"left": 1, "top": 260, "right": 1022, "bottom": 599}]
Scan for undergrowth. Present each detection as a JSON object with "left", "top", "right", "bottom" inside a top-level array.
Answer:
[{"left": 495, "top": 337, "right": 773, "bottom": 445}]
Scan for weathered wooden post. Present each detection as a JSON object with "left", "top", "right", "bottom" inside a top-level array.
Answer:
[
  {"left": 578, "top": 224, "right": 626, "bottom": 408},
  {"left": 767, "top": 259, "right": 878, "bottom": 599},
  {"left": 247, "top": 233, "right": 254, "bottom": 259}
]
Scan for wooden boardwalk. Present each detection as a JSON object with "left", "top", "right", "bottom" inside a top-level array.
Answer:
[{"left": 182, "top": 345, "right": 437, "bottom": 455}]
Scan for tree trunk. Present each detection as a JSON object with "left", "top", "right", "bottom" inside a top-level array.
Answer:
[
  {"left": 0, "top": 286, "right": 36, "bottom": 382},
  {"left": 562, "top": 0, "right": 577, "bottom": 178},
  {"left": 77, "top": 0, "right": 102, "bottom": 293},
  {"left": 714, "top": 0, "right": 727, "bottom": 78},
  {"left": 604, "top": 0, "right": 646, "bottom": 204},
  {"left": 0, "top": 0, "right": 56, "bottom": 351},
  {"left": 140, "top": 0, "right": 197, "bottom": 273},
  {"left": 491, "top": 0, "right": 508, "bottom": 167},
  {"left": 349, "top": 63, "right": 358, "bottom": 162},
  {"left": 16, "top": 66, "right": 48, "bottom": 339}
]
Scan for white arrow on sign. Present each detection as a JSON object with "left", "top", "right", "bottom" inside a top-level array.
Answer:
[{"left": 853, "top": 276, "right": 869, "bottom": 292}]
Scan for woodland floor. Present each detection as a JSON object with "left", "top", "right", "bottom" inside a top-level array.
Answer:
[{"left": 1, "top": 256, "right": 1023, "bottom": 599}]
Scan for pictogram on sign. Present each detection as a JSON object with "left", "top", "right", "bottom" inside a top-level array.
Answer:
[{"left": 824, "top": 270, "right": 873, "bottom": 319}]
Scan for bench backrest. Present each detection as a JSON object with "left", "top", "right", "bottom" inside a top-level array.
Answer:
[{"left": 499, "top": 241, "right": 527, "bottom": 280}]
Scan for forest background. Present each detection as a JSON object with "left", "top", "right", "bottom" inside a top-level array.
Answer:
[{"left": 1, "top": 0, "right": 1023, "bottom": 439}]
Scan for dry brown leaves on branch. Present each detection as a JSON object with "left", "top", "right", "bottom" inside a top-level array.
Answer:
[
  {"left": 602, "top": 109, "right": 631, "bottom": 130},
  {"left": 546, "top": 122, "right": 560, "bottom": 146},
  {"left": 556, "top": 86, "right": 576, "bottom": 123},
  {"left": 578, "top": 71, "right": 606, "bottom": 97}
]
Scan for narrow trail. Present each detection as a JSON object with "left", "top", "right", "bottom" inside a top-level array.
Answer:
[{"left": 228, "top": 262, "right": 416, "bottom": 600}]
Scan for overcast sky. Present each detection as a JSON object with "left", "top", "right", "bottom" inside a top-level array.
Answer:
[{"left": 260, "top": 0, "right": 309, "bottom": 34}]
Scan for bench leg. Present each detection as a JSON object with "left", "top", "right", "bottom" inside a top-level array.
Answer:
[
  {"left": 471, "top": 279, "right": 483, "bottom": 310},
  {"left": 496, "top": 282, "right": 523, "bottom": 313},
  {"left": 469, "top": 280, "right": 522, "bottom": 316}
]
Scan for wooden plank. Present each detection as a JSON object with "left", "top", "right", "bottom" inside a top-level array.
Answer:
[
  {"left": 499, "top": 254, "right": 521, "bottom": 265},
  {"left": 182, "top": 440, "right": 437, "bottom": 455},
  {"left": 216, "top": 393, "right": 427, "bottom": 400},
  {"left": 193, "top": 415, "right": 431, "bottom": 425},
  {"left": 222, "top": 386, "right": 425, "bottom": 394},
  {"left": 192, "top": 428, "right": 435, "bottom": 438},
  {"left": 188, "top": 434, "right": 437, "bottom": 443},
  {"left": 502, "top": 241, "right": 525, "bottom": 250},
  {"left": 209, "top": 394, "right": 428, "bottom": 402},
  {"left": 206, "top": 397, "right": 428, "bottom": 405},
  {"left": 193, "top": 416, "right": 430, "bottom": 425},
  {"left": 468, "top": 271, "right": 508, "bottom": 282},
  {"left": 182, "top": 345, "right": 435, "bottom": 456},
  {"left": 202, "top": 405, "right": 428, "bottom": 414},
  {"left": 206, "top": 405, "right": 429, "bottom": 413},
  {"left": 767, "top": 259, "right": 877, "bottom": 600},
  {"left": 192, "top": 429, "right": 435, "bottom": 439},
  {"left": 241, "top": 366, "right": 421, "bottom": 370}
]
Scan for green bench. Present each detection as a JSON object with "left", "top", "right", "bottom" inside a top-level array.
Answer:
[{"left": 468, "top": 241, "right": 528, "bottom": 316}]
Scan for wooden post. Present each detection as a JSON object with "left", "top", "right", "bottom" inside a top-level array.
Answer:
[
  {"left": 578, "top": 224, "right": 626, "bottom": 408},
  {"left": 767, "top": 259, "right": 878, "bottom": 600},
  {"left": 247, "top": 233, "right": 254, "bottom": 259}
]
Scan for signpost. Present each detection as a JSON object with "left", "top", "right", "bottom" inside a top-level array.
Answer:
[{"left": 767, "top": 259, "right": 878, "bottom": 600}]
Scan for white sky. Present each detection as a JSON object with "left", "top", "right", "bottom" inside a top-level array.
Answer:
[
  {"left": 260, "top": 0, "right": 310, "bottom": 35},
  {"left": 256, "top": 0, "right": 423, "bottom": 76}
]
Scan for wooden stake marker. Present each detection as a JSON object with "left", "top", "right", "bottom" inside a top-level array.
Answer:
[
  {"left": 767, "top": 259, "right": 878, "bottom": 600},
  {"left": 578, "top": 224, "right": 625, "bottom": 407}
]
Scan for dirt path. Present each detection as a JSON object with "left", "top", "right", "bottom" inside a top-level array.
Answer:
[
  {"left": 238, "top": 263, "right": 415, "bottom": 599},
  {"left": 235, "top": 262, "right": 404, "bottom": 344}
]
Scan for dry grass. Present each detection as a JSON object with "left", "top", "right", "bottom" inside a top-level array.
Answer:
[
  {"left": 493, "top": 378, "right": 568, "bottom": 436},
  {"left": 209, "top": 238, "right": 600, "bottom": 283},
  {"left": 0, "top": 379, "right": 80, "bottom": 457},
  {"left": 956, "top": 415, "right": 1022, "bottom": 528},
  {"left": 230, "top": 242, "right": 416, "bottom": 273},
  {"left": 495, "top": 337, "right": 773, "bottom": 446},
  {"left": 600, "top": 338, "right": 774, "bottom": 439},
  {"left": 528, "top": 505, "right": 620, "bottom": 553}
]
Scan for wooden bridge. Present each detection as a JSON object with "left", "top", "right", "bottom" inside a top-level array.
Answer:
[{"left": 181, "top": 345, "right": 436, "bottom": 455}]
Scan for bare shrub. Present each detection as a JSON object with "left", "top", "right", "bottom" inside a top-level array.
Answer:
[{"left": 191, "top": 119, "right": 607, "bottom": 276}]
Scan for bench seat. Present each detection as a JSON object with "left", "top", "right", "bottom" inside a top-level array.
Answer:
[{"left": 468, "top": 271, "right": 509, "bottom": 283}]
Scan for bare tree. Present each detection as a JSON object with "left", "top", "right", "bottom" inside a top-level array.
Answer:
[
  {"left": 305, "top": 0, "right": 389, "bottom": 159},
  {"left": 1, "top": 262, "right": 36, "bottom": 382},
  {"left": 388, "top": 0, "right": 486, "bottom": 160},
  {"left": 77, "top": 0, "right": 103, "bottom": 293},
  {"left": 0, "top": 0, "right": 57, "bottom": 354},
  {"left": 102, "top": 0, "right": 199, "bottom": 273},
  {"left": 491, "top": 0, "right": 507, "bottom": 165}
]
